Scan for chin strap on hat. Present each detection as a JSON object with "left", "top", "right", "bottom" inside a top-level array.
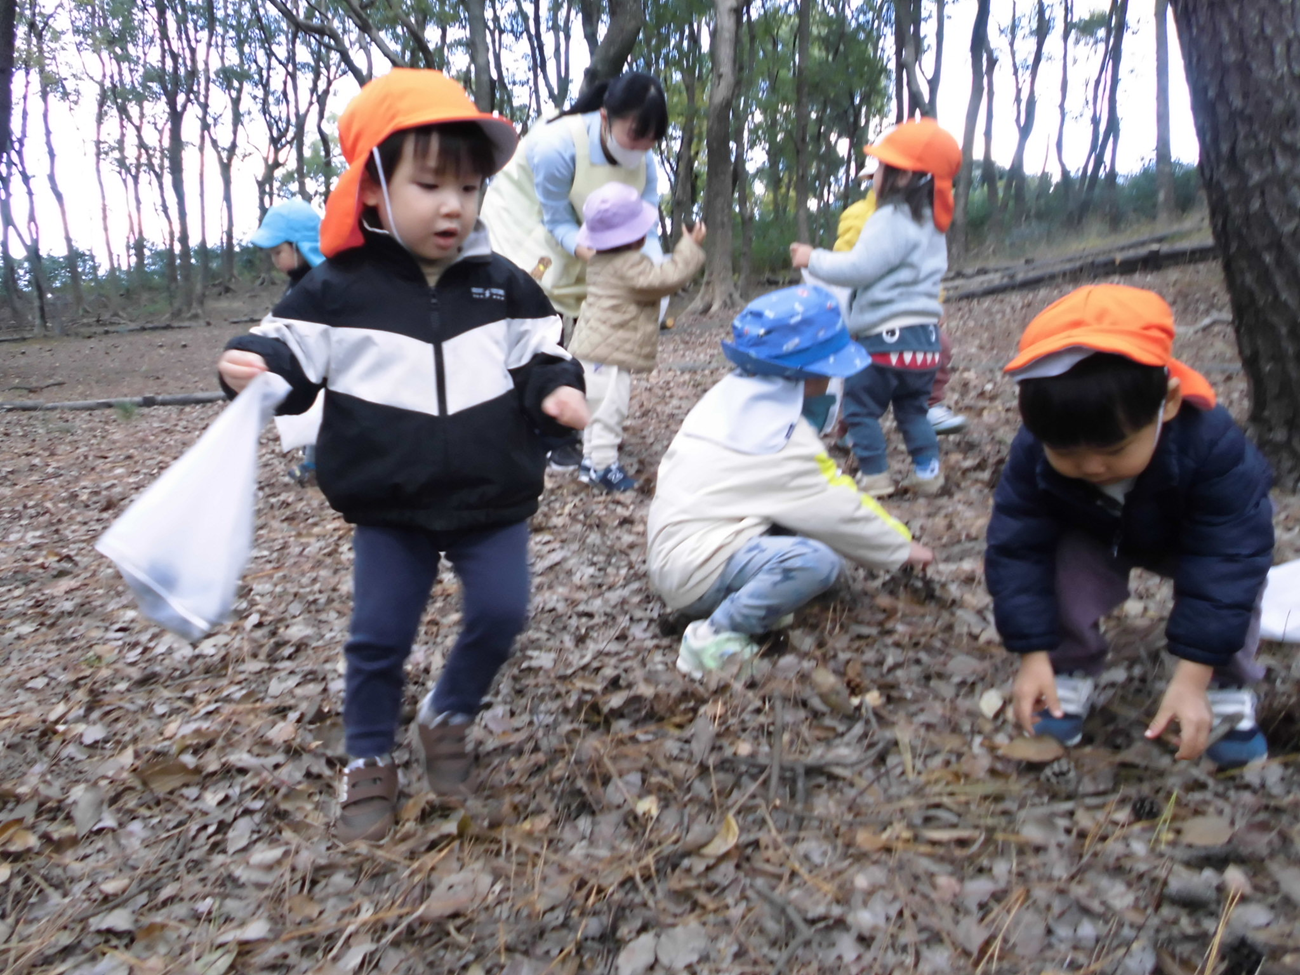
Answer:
[{"left": 367, "top": 146, "right": 407, "bottom": 251}]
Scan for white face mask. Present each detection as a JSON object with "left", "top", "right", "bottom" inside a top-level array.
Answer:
[{"left": 603, "top": 121, "right": 646, "bottom": 169}]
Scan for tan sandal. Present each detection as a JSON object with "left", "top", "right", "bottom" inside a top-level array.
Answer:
[{"left": 337, "top": 758, "right": 397, "bottom": 842}]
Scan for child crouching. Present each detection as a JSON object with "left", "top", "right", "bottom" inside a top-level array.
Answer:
[
  {"left": 647, "top": 285, "right": 933, "bottom": 677},
  {"left": 567, "top": 183, "right": 706, "bottom": 492},
  {"left": 986, "top": 285, "right": 1274, "bottom": 768}
]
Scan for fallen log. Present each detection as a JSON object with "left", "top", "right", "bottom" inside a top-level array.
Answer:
[
  {"left": 944, "top": 239, "right": 1219, "bottom": 301},
  {"left": 0, "top": 391, "right": 225, "bottom": 412}
]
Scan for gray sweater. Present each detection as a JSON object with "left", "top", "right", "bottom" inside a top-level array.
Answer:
[{"left": 806, "top": 202, "right": 946, "bottom": 336}]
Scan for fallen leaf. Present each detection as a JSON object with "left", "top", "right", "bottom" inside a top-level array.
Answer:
[
  {"left": 417, "top": 868, "right": 493, "bottom": 920},
  {"left": 1179, "top": 815, "right": 1233, "bottom": 847},
  {"left": 226, "top": 815, "right": 256, "bottom": 854},
  {"left": 194, "top": 947, "right": 238, "bottom": 975},
  {"left": 810, "top": 666, "right": 855, "bottom": 715},
  {"left": 216, "top": 918, "right": 271, "bottom": 943},
  {"left": 0, "top": 828, "right": 39, "bottom": 854},
  {"left": 287, "top": 893, "right": 323, "bottom": 921},
  {"left": 656, "top": 923, "right": 708, "bottom": 971},
  {"left": 616, "top": 932, "right": 659, "bottom": 975},
  {"left": 1267, "top": 863, "right": 1300, "bottom": 908},
  {"left": 998, "top": 735, "right": 1066, "bottom": 763},
  {"left": 70, "top": 784, "right": 105, "bottom": 837},
  {"left": 137, "top": 758, "right": 200, "bottom": 793},
  {"left": 978, "top": 688, "right": 1005, "bottom": 720},
  {"left": 0, "top": 863, "right": 10, "bottom": 884},
  {"left": 90, "top": 907, "right": 136, "bottom": 933},
  {"left": 696, "top": 814, "right": 739, "bottom": 859},
  {"left": 634, "top": 795, "right": 661, "bottom": 820}
]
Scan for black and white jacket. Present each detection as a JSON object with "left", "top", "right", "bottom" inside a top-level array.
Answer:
[{"left": 224, "top": 223, "right": 584, "bottom": 532}]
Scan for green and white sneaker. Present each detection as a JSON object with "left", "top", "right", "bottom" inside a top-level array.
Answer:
[{"left": 676, "top": 620, "right": 760, "bottom": 680}]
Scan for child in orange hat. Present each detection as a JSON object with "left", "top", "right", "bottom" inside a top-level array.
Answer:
[
  {"left": 217, "top": 69, "right": 590, "bottom": 841},
  {"left": 791, "top": 117, "right": 963, "bottom": 498},
  {"left": 986, "top": 284, "right": 1274, "bottom": 769}
]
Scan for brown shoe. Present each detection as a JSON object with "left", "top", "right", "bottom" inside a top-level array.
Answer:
[
  {"left": 416, "top": 712, "right": 474, "bottom": 797},
  {"left": 337, "top": 758, "right": 397, "bottom": 842}
]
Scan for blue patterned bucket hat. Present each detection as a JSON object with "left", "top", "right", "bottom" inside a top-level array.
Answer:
[{"left": 722, "top": 285, "right": 869, "bottom": 379}]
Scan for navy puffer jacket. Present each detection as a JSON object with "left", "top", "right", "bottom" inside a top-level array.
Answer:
[{"left": 985, "top": 405, "right": 1274, "bottom": 668}]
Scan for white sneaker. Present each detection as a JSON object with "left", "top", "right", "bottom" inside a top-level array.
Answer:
[
  {"left": 676, "top": 620, "right": 760, "bottom": 680},
  {"left": 928, "top": 405, "right": 969, "bottom": 435}
]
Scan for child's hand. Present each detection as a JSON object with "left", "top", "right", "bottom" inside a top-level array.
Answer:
[
  {"left": 906, "top": 542, "right": 934, "bottom": 568},
  {"left": 1012, "top": 651, "right": 1060, "bottom": 736},
  {"left": 575, "top": 245, "right": 596, "bottom": 262},
  {"left": 1145, "top": 659, "right": 1215, "bottom": 760},
  {"left": 789, "top": 243, "right": 814, "bottom": 269},
  {"left": 218, "top": 350, "right": 269, "bottom": 393},
  {"left": 689, "top": 221, "right": 707, "bottom": 244},
  {"left": 542, "top": 386, "right": 590, "bottom": 430}
]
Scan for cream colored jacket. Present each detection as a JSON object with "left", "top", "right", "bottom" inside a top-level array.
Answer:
[
  {"left": 647, "top": 419, "right": 914, "bottom": 609},
  {"left": 568, "top": 235, "right": 704, "bottom": 372}
]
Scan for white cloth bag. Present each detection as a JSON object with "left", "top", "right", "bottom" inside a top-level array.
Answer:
[
  {"left": 96, "top": 373, "right": 291, "bottom": 641},
  {"left": 1261, "top": 558, "right": 1300, "bottom": 643}
]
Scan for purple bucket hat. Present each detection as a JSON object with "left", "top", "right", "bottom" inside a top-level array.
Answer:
[{"left": 576, "top": 183, "right": 659, "bottom": 251}]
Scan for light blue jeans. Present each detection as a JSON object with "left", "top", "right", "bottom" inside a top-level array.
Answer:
[{"left": 680, "top": 535, "right": 844, "bottom": 634}]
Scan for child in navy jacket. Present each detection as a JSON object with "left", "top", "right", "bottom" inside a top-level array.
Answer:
[
  {"left": 985, "top": 285, "right": 1273, "bottom": 769},
  {"left": 218, "top": 71, "right": 589, "bottom": 841}
]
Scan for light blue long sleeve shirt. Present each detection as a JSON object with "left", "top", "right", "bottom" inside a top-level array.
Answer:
[
  {"left": 806, "top": 202, "right": 946, "bottom": 335},
  {"left": 527, "top": 111, "right": 663, "bottom": 260}
]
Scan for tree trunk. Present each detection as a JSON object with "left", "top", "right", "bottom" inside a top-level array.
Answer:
[
  {"left": 578, "top": 0, "right": 643, "bottom": 97},
  {"left": 1078, "top": 0, "right": 1127, "bottom": 221},
  {"left": 1054, "top": 0, "right": 1073, "bottom": 208},
  {"left": 465, "top": 0, "right": 494, "bottom": 111},
  {"left": 792, "top": 0, "right": 811, "bottom": 242},
  {"left": 688, "top": 0, "right": 742, "bottom": 317},
  {"left": 1153, "top": 0, "right": 1176, "bottom": 222},
  {"left": 1169, "top": 0, "right": 1300, "bottom": 487},
  {"left": 951, "top": 0, "right": 990, "bottom": 262},
  {"left": 998, "top": 0, "right": 1049, "bottom": 221},
  {"left": 980, "top": 42, "right": 1001, "bottom": 238},
  {"left": 33, "top": 18, "right": 84, "bottom": 313},
  {"left": 155, "top": 0, "right": 196, "bottom": 318},
  {"left": 669, "top": 35, "right": 698, "bottom": 243}
]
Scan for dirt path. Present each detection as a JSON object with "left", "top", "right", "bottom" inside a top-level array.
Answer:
[{"left": 1, "top": 266, "right": 1297, "bottom": 975}]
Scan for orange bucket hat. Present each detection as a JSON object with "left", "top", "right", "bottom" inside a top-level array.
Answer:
[
  {"left": 320, "top": 69, "right": 518, "bottom": 257},
  {"left": 863, "top": 117, "right": 962, "bottom": 232},
  {"left": 1004, "top": 284, "right": 1216, "bottom": 409}
]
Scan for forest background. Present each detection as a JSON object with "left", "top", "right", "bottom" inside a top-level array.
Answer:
[{"left": 0, "top": 0, "right": 1200, "bottom": 333}]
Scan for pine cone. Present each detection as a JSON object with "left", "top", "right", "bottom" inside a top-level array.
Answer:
[{"left": 1040, "top": 756, "right": 1079, "bottom": 796}]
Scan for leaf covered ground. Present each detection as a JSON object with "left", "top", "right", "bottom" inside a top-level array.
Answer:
[{"left": 1, "top": 265, "right": 1298, "bottom": 975}]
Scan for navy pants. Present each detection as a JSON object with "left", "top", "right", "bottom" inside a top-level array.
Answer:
[
  {"left": 843, "top": 363, "right": 940, "bottom": 475},
  {"left": 344, "top": 520, "right": 530, "bottom": 758}
]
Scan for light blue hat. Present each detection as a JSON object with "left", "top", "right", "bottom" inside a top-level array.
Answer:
[
  {"left": 722, "top": 285, "right": 870, "bottom": 380},
  {"left": 249, "top": 199, "right": 325, "bottom": 267}
]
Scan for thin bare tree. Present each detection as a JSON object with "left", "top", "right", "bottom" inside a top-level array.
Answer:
[{"left": 689, "top": 0, "right": 743, "bottom": 316}]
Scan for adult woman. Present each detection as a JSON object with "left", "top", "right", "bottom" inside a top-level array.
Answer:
[{"left": 482, "top": 71, "right": 669, "bottom": 322}]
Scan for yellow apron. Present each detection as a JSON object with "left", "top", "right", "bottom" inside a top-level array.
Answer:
[{"left": 481, "top": 113, "right": 645, "bottom": 319}]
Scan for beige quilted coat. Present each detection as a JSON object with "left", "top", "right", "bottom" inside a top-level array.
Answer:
[{"left": 568, "top": 235, "right": 705, "bottom": 372}]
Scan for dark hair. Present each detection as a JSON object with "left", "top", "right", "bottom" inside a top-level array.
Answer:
[
  {"left": 875, "top": 164, "right": 935, "bottom": 224},
  {"left": 1018, "top": 352, "right": 1169, "bottom": 448},
  {"left": 364, "top": 122, "right": 497, "bottom": 184},
  {"left": 558, "top": 71, "right": 668, "bottom": 142}
]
